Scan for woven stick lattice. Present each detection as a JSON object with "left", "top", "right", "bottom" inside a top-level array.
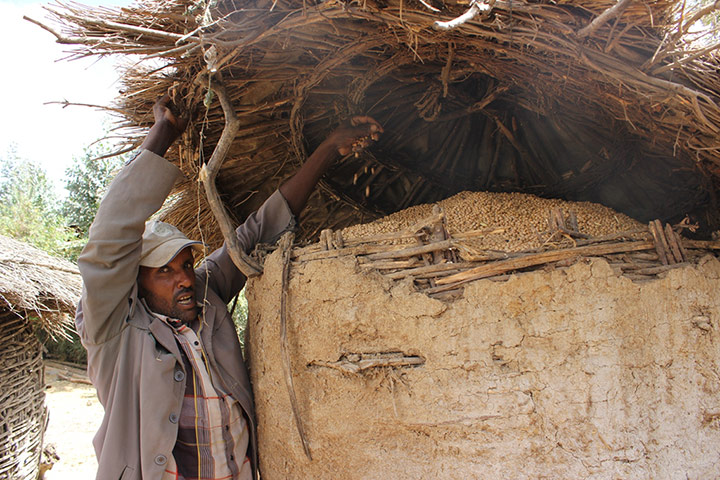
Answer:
[{"left": 0, "top": 310, "right": 47, "bottom": 480}]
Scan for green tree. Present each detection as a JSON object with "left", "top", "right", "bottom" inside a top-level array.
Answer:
[
  {"left": 63, "top": 144, "right": 124, "bottom": 236},
  {"left": 0, "top": 148, "right": 71, "bottom": 256},
  {"left": 61, "top": 144, "right": 124, "bottom": 260}
]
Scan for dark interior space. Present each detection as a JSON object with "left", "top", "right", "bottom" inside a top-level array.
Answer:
[{"left": 302, "top": 65, "right": 712, "bottom": 236}]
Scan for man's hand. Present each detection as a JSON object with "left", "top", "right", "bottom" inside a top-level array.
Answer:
[
  {"left": 140, "top": 94, "right": 188, "bottom": 157},
  {"left": 279, "top": 115, "right": 384, "bottom": 216},
  {"left": 324, "top": 116, "right": 383, "bottom": 156}
]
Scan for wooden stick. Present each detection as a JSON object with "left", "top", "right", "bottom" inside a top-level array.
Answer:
[
  {"left": 664, "top": 223, "right": 684, "bottom": 263},
  {"left": 576, "top": 228, "right": 648, "bottom": 246},
  {"left": 655, "top": 220, "right": 674, "bottom": 264},
  {"left": 629, "top": 251, "right": 660, "bottom": 261},
  {"left": 365, "top": 239, "right": 454, "bottom": 261},
  {"left": 674, "top": 230, "right": 690, "bottom": 260},
  {"left": 199, "top": 75, "right": 263, "bottom": 277},
  {"left": 294, "top": 243, "right": 408, "bottom": 262},
  {"left": 384, "top": 261, "right": 475, "bottom": 280},
  {"left": 310, "top": 354, "right": 424, "bottom": 374},
  {"left": 57, "top": 373, "right": 93, "bottom": 385},
  {"left": 278, "top": 232, "right": 312, "bottom": 461},
  {"left": 359, "top": 259, "right": 423, "bottom": 270},
  {"left": 427, "top": 240, "right": 655, "bottom": 293},
  {"left": 683, "top": 239, "right": 720, "bottom": 250},
  {"left": 633, "top": 263, "right": 688, "bottom": 275},
  {"left": 433, "top": 0, "right": 494, "bottom": 31},
  {"left": 577, "top": 0, "right": 634, "bottom": 38},
  {"left": 648, "top": 221, "right": 669, "bottom": 265}
]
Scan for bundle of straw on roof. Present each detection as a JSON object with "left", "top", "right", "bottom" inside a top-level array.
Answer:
[
  {"left": 30, "top": 0, "right": 720, "bottom": 251},
  {"left": 0, "top": 237, "right": 80, "bottom": 480},
  {"left": 0, "top": 235, "right": 80, "bottom": 337}
]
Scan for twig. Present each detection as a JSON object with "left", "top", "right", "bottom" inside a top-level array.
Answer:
[
  {"left": 23, "top": 16, "right": 95, "bottom": 45},
  {"left": 644, "top": 2, "right": 720, "bottom": 70},
  {"left": 57, "top": 373, "right": 93, "bottom": 385},
  {"left": 652, "top": 39, "right": 720, "bottom": 75},
  {"left": 44, "top": 100, "right": 126, "bottom": 115},
  {"left": 55, "top": 12, "right": 190, "bottom": 42},
  {"left": 418, "top": 0, "right": 440, "bottom": 13},
  {"left": 433, "top": 0, "right": 494, "bottom": 31},
  {"left": 676, "top": 1, "right": 720, "bottom": 40},
  {"left": 310, "top": 353, "right": 424, "bottom": 374},
  {"left": 365, "top": 239, "right": 454, "bottom": 261},
  {"left": 650, "top": 219, "right": 672, "bottom": 265},
  {"left": 577, "top": 0, "right": 634, "bottom": 39},
  {"left": 427, "top": 240, "right": 655, "bottom": 293},
  {"left": 198, "top": 74, "right": 263, "bottom": 277},
  {"left": 278, "top": 232, "right": 312, "bottom": 461}
]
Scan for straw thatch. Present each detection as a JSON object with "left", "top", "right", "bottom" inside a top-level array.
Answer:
[
  {"left": 0, "top": 238, "right": 79, "bottom": 479},
  {"left": 0, "top": 235, "right": 80, "bottom": 337},
  {"left": 32, "top": 0, "right": 720, "bottom": 251}
]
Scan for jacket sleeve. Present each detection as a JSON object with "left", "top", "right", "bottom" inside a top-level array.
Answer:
[
  {"left": 76, "top": 150, "right": 183, "bottom": 345},
  {"left": 196, "top": 190, "right": 296, "bottom": 304}
]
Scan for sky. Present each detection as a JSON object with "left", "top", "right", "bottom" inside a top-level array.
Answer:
[{"left": 0, "top": 0, "right": 132, "bottom": 196}]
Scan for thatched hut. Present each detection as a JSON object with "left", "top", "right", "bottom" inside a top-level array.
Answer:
[
  {"left": 0, "top": 236, "right": 80, "bottom": 480},
  {"left": 30, "top": 0, "right": 720, "bottom": 477},
  {"left": 34, "top": 0, "right": 720, "bottom": 245}
]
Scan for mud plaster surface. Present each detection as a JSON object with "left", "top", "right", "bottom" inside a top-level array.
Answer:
[{"left": 246, "top": 253, "right": 720, "bottom": 480}]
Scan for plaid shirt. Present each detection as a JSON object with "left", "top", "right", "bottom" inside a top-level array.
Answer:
[{"left": 156, "top": 313, "right": 252, "bottom": 480}]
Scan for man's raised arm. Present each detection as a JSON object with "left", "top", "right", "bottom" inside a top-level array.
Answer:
[
  {"left": 198, "top": 116, "right": 383, "bottom": 302},
  {"left": 280, "top": 116, "right": 383, "bottom": 216},
  {"left": 76, "top": 96, "right": 186, "bottom": 345}
]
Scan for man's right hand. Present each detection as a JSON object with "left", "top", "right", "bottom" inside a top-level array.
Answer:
[{"left": 140, "top": 94, "right": 188, "bottom": 157}]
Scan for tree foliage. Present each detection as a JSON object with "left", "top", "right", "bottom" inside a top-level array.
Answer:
[
  {"left": 63, "top": 144, "right": 124, "bottom": 237},
  {"left": 0, "top": 147, "right": 71, "bottom": 256}
]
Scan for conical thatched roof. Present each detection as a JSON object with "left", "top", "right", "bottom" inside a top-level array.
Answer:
[
  {"left": 33, "top": 0, "right": 720, "bottom": 249},
  {"left": 0, "top": 235, "right": 80, "bottom": 337}
]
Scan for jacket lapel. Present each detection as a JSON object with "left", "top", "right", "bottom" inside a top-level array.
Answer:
[{"left": 148, "top": 316, "right": 182, "bottom": 360}]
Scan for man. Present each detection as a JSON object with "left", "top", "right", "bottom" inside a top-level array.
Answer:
[{"left": 76, "top": 95, "right": 382, "bottom": 480}]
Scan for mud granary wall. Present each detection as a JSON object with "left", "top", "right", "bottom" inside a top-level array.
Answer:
[{"left": 247, "top": 251, "right": 720, "bottom": 480}]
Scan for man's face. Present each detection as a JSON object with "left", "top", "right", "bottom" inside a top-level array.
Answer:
[{"left": 138, "top": 247, "right": 198, "bottom": 323}]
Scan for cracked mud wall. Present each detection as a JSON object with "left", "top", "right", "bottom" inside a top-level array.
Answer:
[{"left": 246, "top": 253, "right": 720, "bottom": 480}]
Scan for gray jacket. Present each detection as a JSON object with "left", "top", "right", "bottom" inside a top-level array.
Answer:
[{"left": 76, "top": 150, "right": 293, "bottom": 480}]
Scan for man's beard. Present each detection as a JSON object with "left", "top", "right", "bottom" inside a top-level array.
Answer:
[{"left": 141, "top": 287, "right": 199, "bottom": 323}]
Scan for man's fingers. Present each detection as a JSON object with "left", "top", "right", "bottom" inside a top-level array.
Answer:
[{"left": 349, "top": 115, "right": 384, "bottom": 133}]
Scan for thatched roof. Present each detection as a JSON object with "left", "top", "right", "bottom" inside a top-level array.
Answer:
[
  {"left": 0, "top": 235, "right": 80, "bottom": 337},
  {"left": 34, "top": 0, "right": 720, "bottom": 248}
]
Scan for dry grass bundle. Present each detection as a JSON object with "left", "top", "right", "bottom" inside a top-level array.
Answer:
[
  {"left": 0, "top": 235, "right": 80, "bottom": 338},
  {"left": 29, "top": 0, "right": 720, "bottom": 253}
]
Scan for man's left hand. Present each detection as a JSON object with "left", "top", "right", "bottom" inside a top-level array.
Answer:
[{"left": 325, "top": 116, "right": 384, "bottom": 156}]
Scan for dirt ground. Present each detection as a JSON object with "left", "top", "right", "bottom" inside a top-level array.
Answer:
[{"left": 43, "top": 361, "right": 102, "bottom": 479}]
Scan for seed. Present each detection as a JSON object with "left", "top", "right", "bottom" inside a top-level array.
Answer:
[{"left": 343, "top": 191, "right": 643, "bottom": 252}]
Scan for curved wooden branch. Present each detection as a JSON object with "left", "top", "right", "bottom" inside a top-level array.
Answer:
[
  {"left": 576, "top": 0, "right": 633, "bottom": 39},
  {"left": 433, "top": 0, "right": 494, "bottom": 31},
  {"left": 199, "top": 75, "right": 264, "bottom": 277},
  {"left": 279, "top": 232, "right": 312, "bottom": 461}
]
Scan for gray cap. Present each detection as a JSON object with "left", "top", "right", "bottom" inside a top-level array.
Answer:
[{"left": 139, "top": 220, "right": 204, "bottom": 268}]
